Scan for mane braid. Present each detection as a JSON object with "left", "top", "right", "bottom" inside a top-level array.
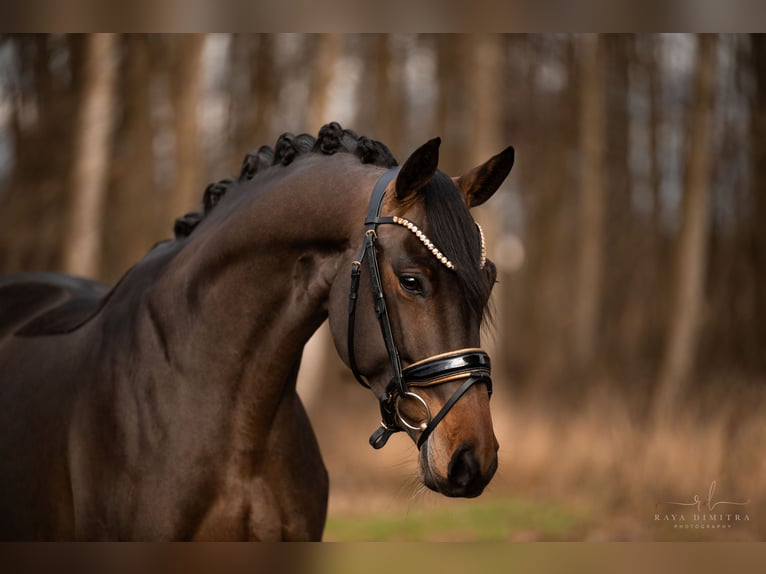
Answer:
[
  {"left": 423, "top": 171, "right": 493, "bottom": 323},
  {"left": 172, "top": 121, "right": 398, "bottom": 238},
  {"left": 239, "top": 145, "right": 274, "bottom": 181}
]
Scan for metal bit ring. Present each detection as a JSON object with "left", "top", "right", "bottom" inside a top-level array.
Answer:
[{"left": 395, "top": 391, "right": 432, "bottom": 432}]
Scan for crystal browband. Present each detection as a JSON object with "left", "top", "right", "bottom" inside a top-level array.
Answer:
[{"left": 391, "top": 216, "right": 487, "bottom": 271}]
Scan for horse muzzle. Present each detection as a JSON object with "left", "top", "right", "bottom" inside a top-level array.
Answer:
[{"left": 420, "top": 439, "right": 499, "bottom": 498}]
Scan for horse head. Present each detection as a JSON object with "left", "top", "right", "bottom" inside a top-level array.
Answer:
[{"left": 328, "top": 138, "right": 514, "bottom": 498}]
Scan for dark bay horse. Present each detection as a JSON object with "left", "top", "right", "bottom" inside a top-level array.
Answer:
[{"left": 0, "top": 123, "right": 514, "bottom": 540}]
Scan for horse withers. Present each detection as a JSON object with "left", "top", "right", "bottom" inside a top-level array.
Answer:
[{"left": 0, "top": 123, "right": 514, "bottom": 540}]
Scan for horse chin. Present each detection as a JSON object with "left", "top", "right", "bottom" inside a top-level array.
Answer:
[{"left": 417, "top": 441, "right": 494, "bottom": 499}]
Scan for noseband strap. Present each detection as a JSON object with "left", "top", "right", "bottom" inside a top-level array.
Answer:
[
  {"left": 347, "top": 168, "right": 493, "bottom": 450},
  {"left": 403, "top": 348, "right": 491, "bottom": 390}
]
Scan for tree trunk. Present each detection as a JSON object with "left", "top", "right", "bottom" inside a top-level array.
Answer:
[
  {"left": 749, "top": 34, "right": 766, "bottom": 372},
  {"left": 511, "top": 36, "right": 575, "bottom": 393},
  {"left": 166, "top": 34, "right": 205, "bottom": 222},
  {"left": 297, "top": 33, "right": 343, "bottom": 410},
  {"left": 62, "top": 33, "right": 117, "bottom": 279},
  {"left": 646, "top": 36, "right": 663, "bottom": 238},
  {"left": 639, "top": 34, "right": 667, "bottom": 377},
  {"left": 102, "top": 34, "right": 159, "bottom": 282},
  {"left": 603, "top": 35, "right": 646, "bottom": 376},
  {"left": 0, "top": 36, "right": 86, "bottom": 274},
  {"left": 374, "top": 34, "right": 405, "bottom": 152},
  {"left": 468, "top": 34, "right": 505, "bottom": 372},
  {"left": 355, "top": 34, "right": 404, "bottom": 151},
  {"left": 654, "top": 34, "right": 718, "bottom": 420},
  {"left": 435, "top": 34, "right": 472, "bottom": 173},
  {"left": 249, "top": 34, "right": 277, "bottom": 145},
  {"left": 572, "top": 34, "right": 606, "bottom": 371},
  {"left": 228, "top": 34, "right": 279, "bottom": 170},
  {"left": 306, "top": 33, "right": 341, "bottom": 134}
]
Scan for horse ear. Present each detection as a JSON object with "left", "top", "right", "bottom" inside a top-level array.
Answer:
[
  {"left": 395, "top": 137, "right": 441, "bottom": 201},
  {"left": 456, "top": 146, "right": 515, "bottom": 208}
]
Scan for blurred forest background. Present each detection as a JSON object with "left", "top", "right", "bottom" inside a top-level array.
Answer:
[{"left": 0, "top": 33, "right": 764, "bottom": 540}]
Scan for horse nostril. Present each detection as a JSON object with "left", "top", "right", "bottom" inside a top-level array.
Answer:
[{"left": 447, "top": 444, "right": 479, "bottom": 488}]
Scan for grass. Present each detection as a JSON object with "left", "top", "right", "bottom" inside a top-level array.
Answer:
[{"left": 323, "top": 496, "right": 589, "bottom": 541}]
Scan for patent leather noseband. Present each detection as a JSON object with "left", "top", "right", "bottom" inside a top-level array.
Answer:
[{"left": 347, "top": 168, "right": 493, "bottom": 449}]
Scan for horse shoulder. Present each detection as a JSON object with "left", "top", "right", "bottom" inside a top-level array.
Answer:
[{"left": 190, "top": 392, "right": 328, "bottom": 541}]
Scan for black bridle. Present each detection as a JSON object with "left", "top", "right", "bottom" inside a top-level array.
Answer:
[{"left": 347, "top": 168, "right": 493, "bottom": 450}]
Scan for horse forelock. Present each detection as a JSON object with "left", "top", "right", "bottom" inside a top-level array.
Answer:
[
  {"left": 423, "top": 171, "right": 495, "bottom": 325},
  {"left": 173, "top": 122, "right": 398, "bottom": 239}
]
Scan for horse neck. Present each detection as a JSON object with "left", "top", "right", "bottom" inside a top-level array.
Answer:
[{"left": 147, "top": 155, "right": 381, "bottom": 395}]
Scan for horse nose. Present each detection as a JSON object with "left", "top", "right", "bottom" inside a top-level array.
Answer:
[{"left": 447, "top": 443, "right": 486, "bottom": 496}]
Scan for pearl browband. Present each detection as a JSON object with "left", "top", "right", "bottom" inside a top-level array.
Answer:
[
  {"left": 390, "top": 216, "right": 487, "bottom": 271},
  {"left": 476, "top": 222, "right": 487, "bottom": 269}
]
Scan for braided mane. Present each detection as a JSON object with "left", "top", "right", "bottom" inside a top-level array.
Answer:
[{"left": 173, "top": 122, "right": 398, "bottom": 239}]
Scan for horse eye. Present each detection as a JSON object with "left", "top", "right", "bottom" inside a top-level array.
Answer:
[{"left": 399, "top": 275, "right": 422, "bottom": 294}]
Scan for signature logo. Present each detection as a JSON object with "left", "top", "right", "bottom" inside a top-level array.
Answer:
[
  {"left": 660, "top": 480, "right": 750, "bottom": 512},
  {"left": 654, "top": 481, "right": 751, "bottom": 530}
]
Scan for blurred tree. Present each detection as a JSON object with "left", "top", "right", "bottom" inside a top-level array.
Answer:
[
  {"left": 0, "top": 35, "right": 83, "bottom": 272},
  {"left": 102, "top": 35, "right": 160, "bottom": 282},
  {"left": 297, "top": 33, "right": 344, "bottom": 409},
  {"left": 750, "top": 34, "right": 766, "bottom": 373},
  {"left": 496, "top": 34, "right": 536, "bottom": 383},
  {"left": 229, "top": 34, "right": 277, "bottom": 162},
  {"left": 166, "top": 34, "right": 205, "bottom": 222},
  {"left": 374, "top": 34, "right": 405, "bottom": 152},
  {"left": 655, "top": 34, "right": 718, "bottom": 419},
  {"left": 646, "top": 36, "right": 664, "bottom": 239},
  {"left": 572, "top": 34, "right": 605, "bottom": 372},
  {"left": 62, "top": 33, "right": 117, "bottom": 278},
  {"left": 435, "top": 34, "right": 471, "bottom": 174},
  {"left": 468, "top": 34, "right": 505, "bottom": 370},
  {"left": 355, "top": 34, "right": 404, "bottom": 153},
  {"left": 248, "top": 35, "right": 277, "bottom": 147},
  {"left": 698, "top": 36, "right": 757, "bottom": 377},
  {"left": 643, "top": 34, "right": 669, "bottom": 373},
  {"left": 513, "top": 35, "right": 579, "bottom": 394},
  {"left": 306, "top": 34, "right": 341, "bottom": 133},
  {"left": 603, "top": 35, "right": 639, "bottom": 373}
]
